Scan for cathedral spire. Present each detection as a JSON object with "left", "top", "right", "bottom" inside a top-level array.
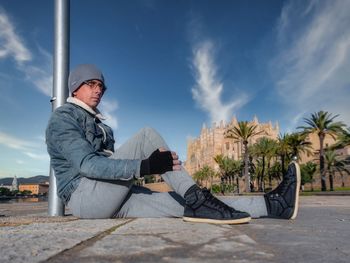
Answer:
[
  {"left": 253, "top": 115, "right": 259, "bottom": 124},
  {"left": 275, "top": 121, "right": 280, "bottom": 132},
  {"left": 230, "top": 115, "right": 238, "bottom": 128},
  {"left": 12, "top": 175, "right": 18, "bottom": 191}
]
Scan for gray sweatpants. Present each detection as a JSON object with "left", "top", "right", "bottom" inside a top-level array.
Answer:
[{"left": 68, "top": 127, "right": 267, "bottom": 219}]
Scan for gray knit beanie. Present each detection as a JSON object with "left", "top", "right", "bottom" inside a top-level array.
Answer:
[{"left": 68, "top": 64, "right": 105, "bottom": 95}]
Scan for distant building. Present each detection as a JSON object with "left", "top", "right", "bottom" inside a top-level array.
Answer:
[
  {"left": 0, "top": 176, "right": 19, "bottom": 191},
  {"left": 19, "top": 184, "right": 49, "bottom": 195},
  {"left": 299, "top": 132, "right": 350, "bottom": 164},
  {"left": 185, "top": 116, "right": 279, "bottom": 175},
  {"left": 298, "top": 132, "right": 350, "bottom": 189},
  {"left": 185, "top": 117, "right": 350, "bottom": 189},
  {"left": 12, "top": 176, "right": 18, "bottom": 191},
  {"left": 0, "top": 184, "right": 12, "bottom": 190},
  {"left": 337, "top": 145, "right": 350, "bottom": 157}
]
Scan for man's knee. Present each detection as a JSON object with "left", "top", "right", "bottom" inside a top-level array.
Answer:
[
  {"left": 140, "top": 126, "right": 163, "bottom": 141},
  {"left": 139, "top": 126, "right": 169, "bottom": 150},
  {"left": 140, "top": 126, "right": 157, "bottom": 136}
]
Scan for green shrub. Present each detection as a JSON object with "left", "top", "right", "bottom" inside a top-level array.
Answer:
[
  {"left": 211, "top": 184, "right": 221, "bottom": 194},
  {"left": 220, "top": 183, "right": 236, "bottom": 194}
]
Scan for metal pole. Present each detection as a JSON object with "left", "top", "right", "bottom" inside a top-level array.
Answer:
[{"left": 48, "top": 0, "right": 70, "bottom": 216}]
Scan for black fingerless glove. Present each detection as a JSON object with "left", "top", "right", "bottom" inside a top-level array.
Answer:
[{"left": 140, "top": 149, "right": 173, "bottom": 176}]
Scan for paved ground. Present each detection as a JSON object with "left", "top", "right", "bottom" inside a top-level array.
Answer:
[{"left": 1, "top": 196, "right": 349, "bottom": 263}]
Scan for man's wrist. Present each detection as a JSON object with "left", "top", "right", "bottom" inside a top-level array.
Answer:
[
  {"left": 140, "top": 149, "right": 173, "bottom": 176},
  {"left": 140, "top": 159, "right": 150, "bottom": 177}
]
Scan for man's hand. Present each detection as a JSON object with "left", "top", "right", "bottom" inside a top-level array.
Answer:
[{"left": 140, "top": 148, "right": 182, "bottom": 176}]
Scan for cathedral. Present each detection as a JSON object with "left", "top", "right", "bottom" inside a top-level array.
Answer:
[{"left": 185, "top": 116, "right": 280, "bottom": 176}]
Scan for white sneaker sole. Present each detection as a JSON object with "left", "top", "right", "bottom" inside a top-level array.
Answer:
[
  {"left": 290, "top": 161, "right": 301, "bottom": 220},
  {"left": 183, "top": 216, "right": 251, "bottom": 225}
]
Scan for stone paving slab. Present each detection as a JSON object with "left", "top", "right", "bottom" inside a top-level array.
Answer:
[
  {"left": 47, "top": 202, "right": 350, "bottom": 263},
  {"left": 0, "top": 218, "right": 129, "bottom": 263},
  {"left": 1, "top": 196, "right": 349, "bottom": 263},
  {"left": 0, "top": 201, "right": 48, "bottom": 217},
  {"left": 64, "top": 218, "right": 272, "bottom": 263}
]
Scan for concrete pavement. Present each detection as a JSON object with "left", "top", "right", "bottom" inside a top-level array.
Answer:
[{"left": 1, "top": 196, "right": 349, "bottom": 263}]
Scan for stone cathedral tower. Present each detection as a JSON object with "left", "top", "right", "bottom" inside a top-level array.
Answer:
[{"left": 185, "top": 116, "right": 279, "bottom": 175}]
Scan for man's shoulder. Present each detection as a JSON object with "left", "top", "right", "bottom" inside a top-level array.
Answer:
[
  {"left": 56, "top": 102, "right": 75, "bottom": 111},
  {"left": 50, "top": 103, "right": 83, "bottom": 121},
  {"left": 54, "top": 103, "right": 82, "bottom": 115}
]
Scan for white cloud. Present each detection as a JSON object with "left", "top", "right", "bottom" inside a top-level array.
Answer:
[
  {"left": 99, "top": 99, "right": 119, "bottom": 130},
  {"left": 0, "top": 131, "right": 36, "bottom": 150},
  {"left": 16, "top": 160, "right": 24, "bottom": 165},
  {"left": 191, "top": 40, "right": 249, "bottom": 124},
  {"left": 0, "top": 131, "right": 48, "bottom": 161},
  {"left": 18, "top": 46, "right": 53, "bottom": 96},
  {"left": 272, "top": 0, "right": 350, "bottom": 126},
  {"left": 0, "top": 7, "right": 52, "bottom": 97},
  {"left": 23, "top": 151, "right": 49, "bottom": 161},
  {"left": 0, "top": 8, "right": 31, "bottom": 63}
]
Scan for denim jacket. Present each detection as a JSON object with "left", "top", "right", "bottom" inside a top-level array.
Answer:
[{"left": 46, "top": 98, "right": 141, "bottom": 204}]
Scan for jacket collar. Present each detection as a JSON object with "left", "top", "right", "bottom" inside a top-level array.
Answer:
[{"left": 67, "top": 97, "right": 106, "bottom": 120}]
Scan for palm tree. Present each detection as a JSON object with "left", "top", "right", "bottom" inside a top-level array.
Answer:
[
  {"left": 332, "top": 127, "right": 350, "bottom": 149},
  {"left": 286, "top": 132, "right": 313, "bottom": 160},
  {"left": 277, "top": 133, "right": 291, "bottom": 174},
  {"left": 192, "top": 169, "right": 204, "bottom": 187},
  {"left": 201, "top": 165, "right": 217, "bottom": 188},
  {"left": 251, "top": 158, "right": 265, "bottom": 192},
  {"left": 214, "top": 155, "right": 242, "bottom": 193},
  {"left": 269, "top": 161, "right": 283, "bottom": 188},
  {"left": 300, "top": 161, "right": 317, "bottom": 191},
  {"left": 214, "top": 155, "right": 230, "bottom": 186},
  {"left": 299, "top": 111, "right": 346, "bottom": 191},
  {"left": 225, "top": 121, "right": 263, "bottom": 192},
  {"left": 250, "top": 137, "right": 278, "bottom": 191},
  {"left": 325, "top": 150, "right": 350, "bottom": 190},
  {"left": 265, "top": 139, "right": 278, "bottom": 189},
  {"left": 232, "top": 159, "right": 244, "bottom": 193}
]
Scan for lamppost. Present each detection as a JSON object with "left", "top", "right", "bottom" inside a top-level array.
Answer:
[{"left": 48, "top": 0, "right": 70, "bottom": 216}]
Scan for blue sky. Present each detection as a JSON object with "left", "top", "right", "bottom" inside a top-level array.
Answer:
[{"left": 0, "top": 0, "right": 349, "bottom": 178}]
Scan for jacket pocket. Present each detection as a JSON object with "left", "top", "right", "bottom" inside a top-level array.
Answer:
[{"left": 85, "top": 121, "right": 104, "bottom": 150}]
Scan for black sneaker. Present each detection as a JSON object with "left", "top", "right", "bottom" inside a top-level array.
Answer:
[
  {"left": 183, "top": 185, "right": 251, "bottom": 224},
  {"left": 264, "top": 161, "right": 301, "bottom": 219}
]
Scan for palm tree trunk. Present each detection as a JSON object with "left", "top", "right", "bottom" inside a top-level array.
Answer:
[
  {"left": 329, "top": 170, "right": 334, "bottom": 191},
  {"left": 267, "top": 160, "right": 272, "bottom": 188},
  {"left": 243, "top": 142, "right": 250, "bottom": 192},
  {"left": 220, "top": 176, "right": 224, "bottom": 194},
  {"left": 281, "top": 154, "right": 286, "bottom": 175},
  {"left": 319, "top": 134, "right": 327, "bottom": 191},
  {"left": 341, "top": 174, "right": 345, "bottom": 187},
  {"left": 263, "top": 179, "right": 265, "bottom": 192},
  {"left": 259, "top": 157, "right": 265, "bottom": 192}
]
